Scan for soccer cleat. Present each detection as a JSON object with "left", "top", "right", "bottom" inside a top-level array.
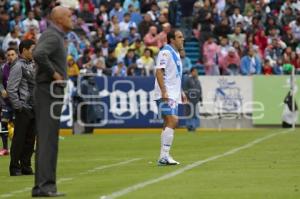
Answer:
[
  {"left": 0, "top": 149, "right": 9, "bottom": 156},
  {"left": 158, "top": 156, "right": 180, "bottom": 166}
]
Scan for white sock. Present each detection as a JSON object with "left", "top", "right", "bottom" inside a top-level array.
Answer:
[{"left": 160, "top": 127, "right": 174, "bottom": 158}]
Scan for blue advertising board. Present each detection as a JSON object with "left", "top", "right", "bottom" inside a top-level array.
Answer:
[{"left": 60, "top": 76, "right": 186, "bottom": 128}]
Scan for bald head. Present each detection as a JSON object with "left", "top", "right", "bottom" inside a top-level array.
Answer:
[{"left": 50, "top": 6, "right": 73, "bottom": 32}]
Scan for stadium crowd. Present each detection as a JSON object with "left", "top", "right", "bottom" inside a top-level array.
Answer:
[{"left": 0, "top": 0, "right": 300, "bottom": 78}]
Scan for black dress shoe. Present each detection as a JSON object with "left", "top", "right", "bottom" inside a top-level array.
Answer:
[
  {"left": 10, "top": 169, "right": 22, "bottom": 176},
  {"left": 32, "top": 191, "right": 65, "bottom": 197},
  {"left": 21, "top": 167, "right": 34, "bottom": 175}
]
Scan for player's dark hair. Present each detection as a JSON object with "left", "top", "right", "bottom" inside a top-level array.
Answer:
[{"left": 167, "top": 29, "right": 180, "bottom": 44}]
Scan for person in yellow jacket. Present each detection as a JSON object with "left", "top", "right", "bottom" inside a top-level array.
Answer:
[{"left": 67, "top": 55, "right": 80, "bottom": 78}]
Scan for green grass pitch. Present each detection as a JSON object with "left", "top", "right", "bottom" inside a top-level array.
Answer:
[{"left": 0, "top": 129, "right": 300, "bottom": 199}]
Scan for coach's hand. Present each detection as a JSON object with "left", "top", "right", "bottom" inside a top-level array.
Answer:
[
  {"left": 181, "top": 92, "right": 188, "bottom": 104},
  {"left": 53, "top": 71, "right": 63, "bottom": 81},
  {"left": 1, "top": 90, "right": 8, "bottom": 98}
]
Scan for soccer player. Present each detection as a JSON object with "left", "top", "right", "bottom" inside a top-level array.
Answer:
[{"left": 154, "top": 29, "right": 187, "bottom": 165}]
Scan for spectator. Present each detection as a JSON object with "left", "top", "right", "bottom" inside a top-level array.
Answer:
[
  {"left": 214, "top": 18, "right": 232, "bottom": 40},
  {"left": 79, "top": 2, "right": 95, "bottom": 23},
  {"left": 128, "top": 26, "right": 141, "bottom": 44},
  {"left": 119, "top": 12, "right": 137, "bottom": 37},
  {"left": 228, "top": 26, "right": 246, "bottom": 46},
  {"left": 243, "top": 10, "right": 253, "bottom": 30},
  {"left": 197, "top": 0, "right": 214, "bottom": 52},
  {"left": 273, "top": 58, "right": 284, "bottom": 75},
  {"left": 107, "top": 15, "right": 119, "bottom": 33},
  {"left": 22, "top": 11, "right": 40, "bottom": 33},
  {"left": 281, "top": 6, "right": 296, "bottom": 26},
  {"left": 180, "top": 49, "right": 192, "bottom": 75},
  {"left": 138, "top": 13, "right": 154, "bottom": 39},
  {"left": 115, "top": 37, "right": 129, "bottom": 59},
  {"left": 156, "top": 12, "right": 168, "bottom": 32},
  {"left": 218, "top": 36, "right": 231, "bottom": 60},
  {"left": 75, "top": 17, "right": 91, "bottom": 38},
  {"left": 136, "top": 48, "right": 155, "bottom": 76},
  {"left": 0, "top": 7, "right": 10, "bottom": 41},
  {"left": 265, "top": 38, "right": 286, "bottom": 66},
  {"left": 105, "top": 48, "right": 117, "bottom": 72},
  {"left": 147, "top": 2, "right": 159, "bottom": 22},
  {"left": 112, "top": 59, "right": 127, "bottom": 77},
  {"left": 77, "top": 49, "right": 91, "bottom": 69},
  {"left": 219, "top": 47, "right": 240, "bottom": 75},
  {"left": 123, "top": 49, "right": 138, "bottom": 67},
  {"left": 109, "top": 1, "right": 125, "bottom": 22},
  {"left": 143, "top": 25, "right": 161, "bottom": 54},
  {"left": 101, "top": 39, "right": 109, "bottom": 57},
  {"left": 67, "top": 55, "right": 80, "bottom": 78},
  {"left": 232, "top": 40, "right": 243, "bottom": 57},
  {"left": 140, "top": 0, "right": 156, "bottom": 14},
  {"left": 289, "top": 16, "right": 300, "bottom": 42},
  {"left": 129, "top": 39, "right": 145, "bottom": 57},
  {"left": 203, "top": 35, "right": 221, "bottom": 75},
  {"left": 265, "top": 16, "right": 281, "bottom": 38},
  {"left": 123, "top": 0, "right": 140, "bottom": 12},
  {"left": 96, "top": 4, "right": 109, "bottom": 28},
  {"left": 23, "top": 25, "right": 39, "bottom": 42},
  {"left": 9, "top": 15, "right": 25, "bottom": 33},
  {"left": 128, "top": 5, "right": 143, "bottom": 25},
  {"left": 2, "top": 29, "right": 20, "bottom": 51},
  {"left": 254, "top": 29, "right": 268, "bottom": 57},
  {"left": 9, "top": 1, "right": 21, "bottom": 20},
  {"left": 262, "top": 58, "right": 273, "bottom": 75},
  {"left": 106, "top": 25, "right": 122, "bottom": 48},
  {"left": 282, "top": 26, "right": 298, "bottom": 50},
  {"left": 91, "top": 48, "right": 106, "bottom": 76},
  {"left": 240, "top": 47, "right": 262, "bottom": 75},
  {"left": 157, "top": 22, "right": 171, "bottom": 47},
  {"left": 229, "top": 6, "right": 244, "bottom": 27}
]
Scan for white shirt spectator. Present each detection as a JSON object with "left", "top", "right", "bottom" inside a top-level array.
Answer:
[
  {"left": 2, "top": 33, "right": 20, "bottom": 51},
  {"left": 289, "top": 20, "right": 300, "bottom": 40},
  {"left": 23, "top": 17, "right": 40, "bottom": 33},
  {"left": 119, "top": 21, "right": 137, "bottom": 35}
]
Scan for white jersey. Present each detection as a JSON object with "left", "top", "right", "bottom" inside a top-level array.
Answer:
[{"left": 154, "top": 45, "right": 183, "bottom": 103}]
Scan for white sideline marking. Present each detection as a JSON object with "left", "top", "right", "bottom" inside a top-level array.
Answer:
[
  {"left": 100, "top": 129, "right": 293, "bottom": 199},
  {"left": 78, "top": 158, "right": 142, "bottom": 175},
  {"left": 0, "top": 158, "right": 141, "bottom": 198}
]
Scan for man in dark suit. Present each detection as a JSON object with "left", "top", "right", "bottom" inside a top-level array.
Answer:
[{"left": 32, "top": 6, "right": 73, "bottom": 197}]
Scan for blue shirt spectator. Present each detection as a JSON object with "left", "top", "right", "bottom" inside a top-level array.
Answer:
[
  {"left": 240, "top": 48, "right": 262, "bottom": 75},
  {"left": 123, "top": 0, "right": 140, "bottom": 12},
  {"left": 112, "top": 60, "right": 127, "bottom": 77},
  {"left": 109, "top": 2, "right": 125, "bottom": 22}
]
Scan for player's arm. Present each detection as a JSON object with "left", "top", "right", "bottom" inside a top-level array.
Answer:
[
  {"left": 156, "top": 68, "right": 168, "bottom": 101},
  {"left": 156, "top": 51, "right": 169, "bottom": 101}
]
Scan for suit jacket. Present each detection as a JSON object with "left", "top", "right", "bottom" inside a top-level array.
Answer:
[{"left": 33, "top": 24, "right": 67, "bottom": 84}]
